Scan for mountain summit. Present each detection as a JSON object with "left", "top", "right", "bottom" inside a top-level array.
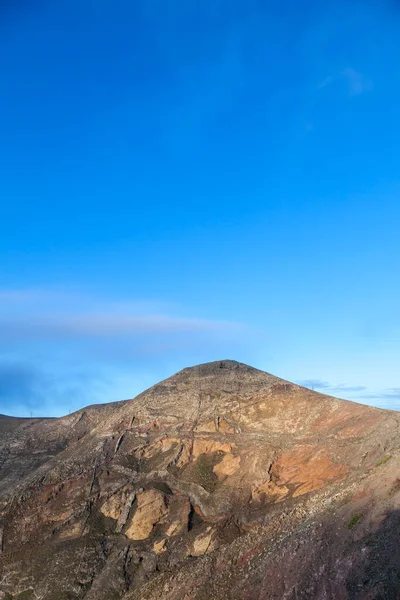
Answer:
[{"left": 1, "top": 361, "right": 400, "bottom": 599}]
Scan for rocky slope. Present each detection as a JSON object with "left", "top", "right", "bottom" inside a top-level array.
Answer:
[{"left": 1, "top": 360, "right": 400, "bottom": 599}]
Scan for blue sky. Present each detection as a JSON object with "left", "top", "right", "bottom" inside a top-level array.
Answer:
[{"left": 1, "top": 0, "right": 400, "bottom": 416}]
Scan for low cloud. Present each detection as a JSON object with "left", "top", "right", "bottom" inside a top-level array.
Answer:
[
  {"left": 358, "top": 388, "right": 400, "bottom": 401},
  {"left": 0, "top": 361, "right": 56, "bottom": 417},
  {"left": 298, "top": 378, "right": 400, "bottom": 411},
  {"left": 297, "top": 379, "right": 366, "bottom": 393},
  {"left": 0, "top": 313, "right": 241, "bottom": 340},
  {"left": 298, "top": 379, "right": 331, "bottom": 390},
  {"left": 331, "top": 384, "right": 367, "bottom": 393},
  {"left": 0, "top": 287, "right": 244, "bottom": 342},
  {"left": 0, "top": 287, "right": 249, "bottom": 416},
  {"left": 0, "top": 362, "right": 43, "bottom": 408},
  {"left": 353, "top": 388, "right": 400, "bottom": 411},
  {"left": 0, "top": 360, "right": 114, "bottom": 418}
]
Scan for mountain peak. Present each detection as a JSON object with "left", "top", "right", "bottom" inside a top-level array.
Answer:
[
  {"left": 151, "top": 358, "right": 284, "bottom": 403},
  {"left": 178, "top": 359, "right": 267, "bottom": 376},
  {"left": 1, "top": 361, "right": 397, "bottom": 600}
]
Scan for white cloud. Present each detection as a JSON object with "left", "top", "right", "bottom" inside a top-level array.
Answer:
[
  {"left": 297, "top": 379, "right": 366, "bottom": 393},
  {"left": 318, "top": 68, "right": 373, "bottom": 96},
  {"left": 0, "top": 313, "right": 241, "bottom": 338},
  {"left": 343, "top": 68, "right": 373, "bottom": 95},
  {"left": 0, "top": 287, "right": 244, "bottom": 339},
  {"left": 0, "top": 287, "right": 249, "bottom": 416}
]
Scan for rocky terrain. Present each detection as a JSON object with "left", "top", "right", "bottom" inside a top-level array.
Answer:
[{"left": 1, "top": 360, "right": 400, "bottom": 599}]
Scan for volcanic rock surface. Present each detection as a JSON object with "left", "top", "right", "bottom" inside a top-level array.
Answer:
[{"left": 1, "top": 360, "right": 400, "bottom": 599}]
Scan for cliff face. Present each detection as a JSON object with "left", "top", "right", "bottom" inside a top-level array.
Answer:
[{"left": 1, "top": 360, "right": 400, "bottom": 600}]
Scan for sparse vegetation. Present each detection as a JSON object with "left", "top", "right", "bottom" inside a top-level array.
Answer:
[
  {"left": 17, "top": 591, "right": 34, "bottom": 600},
  {"left": 3, "top": 592, "right": 35, "bottom": 600},
  {"left": 193, "top": 453, "right": 220, "bottom": 492},
  {"left": 180, "top": 452, "right": 221, "bottom": 493},
  {"left": 376, "top": 455, "right": 391, "bottom": 467},
  {"left": 348, "top": 514, "right": 362, "bottom": 529}
]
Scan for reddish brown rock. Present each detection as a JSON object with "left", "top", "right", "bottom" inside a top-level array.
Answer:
[{"left": 274, "top": 445, "right": 349, "bottom": 497}]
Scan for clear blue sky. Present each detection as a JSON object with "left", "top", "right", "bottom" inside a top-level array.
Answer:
[{"left": 1, "top": 0, "right": 399, "bottom": 416}]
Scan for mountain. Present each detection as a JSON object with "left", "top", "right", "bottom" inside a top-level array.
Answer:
[{"left": 1, "top": 360, "right": 400, "bottom": 599}]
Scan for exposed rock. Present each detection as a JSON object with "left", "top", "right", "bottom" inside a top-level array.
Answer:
[
  {"left": 192, "top": 439, "right": 234, "bottom": 460},
  {"left": 251, "top": 480, "right": 289, "bottom": 502},
  {"left": 116, "top": 490, "right": 136, "bottom": 532},
  {"left": 125, "top": 489, "right": 168, "bottom": 540},
  {"left": 274, "top": 445, "right": 349, "bottom": 497},
  {"left": 141, "top": 438, "right": 180, "bottom": 459},
  {"left": 100, "top": 485, "right": 134, "bottom": 520},
  {"left": 175, "top": 441, "right": 192, "bottom": 468},
  {"left": 153, "top": 538, "right": 167, "bottom": 554},
  {"left": 213, "top": 453, "right": 241, "bottom": 481},
  {"left": 217, "top": 417, "right": 235, "bottom": 433},
  {"left": 194, "top": 420, "right": 216, "bottom": 433},
  {"left": 191, "top": 527, "right": 216, "bottom": 556},
  {"left": 165, "top": 495, "right": 191, "bottom": 537},
  {"left": 58, "top": 520, "right": 83, "bottom": 539}
]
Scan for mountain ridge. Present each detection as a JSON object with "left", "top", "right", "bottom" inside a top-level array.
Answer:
[
  {"left": 1, "top": 360, "right": 400, "bottom": 599},
  {"left": 0, "top": 360, "right": 380, "bottom": 421}
]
